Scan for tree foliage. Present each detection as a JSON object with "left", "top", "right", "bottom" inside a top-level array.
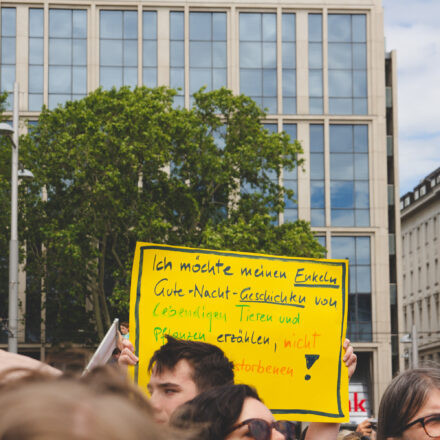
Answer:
[
  {"left": 0, "top": 92, "right": 11, "bottom": 339},
  {"left": 20, "top": 86, "right": 324, "bottom": 342}
]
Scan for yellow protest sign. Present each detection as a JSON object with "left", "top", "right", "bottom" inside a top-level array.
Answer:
[{"left": 129, "top": 242, "right": 349, "bottom": 422}]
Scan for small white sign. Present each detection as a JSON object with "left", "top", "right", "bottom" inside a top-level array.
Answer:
[
  {"left": 83, "top": 318, "right": 119, "bottom": 375},
  {"left": 349, "top": 382, "right": 370, "bottom": 424}
]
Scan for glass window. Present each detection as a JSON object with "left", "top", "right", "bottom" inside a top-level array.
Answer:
[
  {"left": 310, "top": 124, "right": 325, "bottom": 226},
  {"left": 328, "top": 43, "right": 352, "bottom": 69},
  {"left": 240, "top": 13, "right": 278, "bottom": 114},
  {"left": 1, "top": 38, "right": 15, "bottom": 65},
  {"left": 101, "top": 11, "right": 122, "bottom": 38},
  {"left": 316, "top": 236, "right": 327, "bottom": 256},
  {"left": 240, "top": 13, "right": 261, "bottom": 41},
  {"left": 331, "top": 153, "right": 354, "bottom": 179},
  {"left": 1, "top": 7, "right": 16, "bottom": 37},
  {"left": 263, "top": 14, "right": 276, "bottom": 41},
  {"left": 329, "top": 70, "right": 352, "bottom": 97},
  {"left": 28, "top": 9, "right": 44, "bottom": 110},
  {"left": 29, "top": 9, "right": 43, "bottom": 37},
  {"left": 124, "top": 11, "right": 137, "bottom": 39},
  {"left": 282, "top": 13, "right": 296, "bottom": 114},
  {"left": 330, "top": 125, "right": 353, "bottom": 152},
  {"left": 72, "top": 67, "right": 86, "bottom": 94},
  {"left": 100, "top": 10, "right": 137, "bottom": 90},
  {"left": 328, "top": 14, "right": 367, "bottom": 115},
  {"left": 50, "top": 39, "right": 73, "bottom": 65},
  {"left": 189, "top": 12, "right": 226, "bottom": 102},
  {"left": 262, "top": 124, "right": 280, "bottom": 220},
  {"left": 352, "top": 15, "right": 367, "bottom": 43},
  {"left": 308, "top": 14, "right": 322, "bottom": 114},
  {"left": 123, "top": 40, "right": 137, "bottom": 66},
  {"left": 73, "top": 11, "right": 87, "bottom": 38},
  {"left": 49, "top": 66, "right": 72, "bottom": 93},
  {"left": 50, "top": 10, "right": 72, "bottom": 37},
  {"left": 328, "top": 15, "right": 351, "bottom": 42},
  {"left": 331, "top": 181, "right": 354, "bottom": 209},
  {"left": 143, "top": 11, "right": 157, "bottom": 87},
  {"left": 48, "top": 9, "right": 87, "bottom": 109},
  {"left": 100, "top": 67, "right": 121, "bottom": 90},
  {"left": 1, "top": 8, "right": 16, "bottom": 109},
  {"left": 190, "top": 12, "right": 211, "bottom": 40},
  {"left": 330, "top": 124, "right": 369, "bottom": 226},
  {"left": 309, "top": 13, "right": 322, "bottom": 42},
  {"left": 332, "top": 236, "right": 371, "bottom": 341},
  {"left": 170, "top": 12, "right": 184, "bottom": 107},
  {"left": 283, "top": 124, "right": 298, "bottom": 222}
]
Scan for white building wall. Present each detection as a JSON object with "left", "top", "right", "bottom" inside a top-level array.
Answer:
[{"left": 401, "top": 172, "right": 440, "bottom": 364}]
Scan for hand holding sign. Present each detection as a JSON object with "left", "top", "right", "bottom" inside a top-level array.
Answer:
[
  {"left": 118, "top": 338, "right": 139, "bottom": 370},
  {"left": 129, "top": 243, "right": 349, "bottom": 422},
  {"left": 342, "top": 339, "right": 357, "bottom": 379}
]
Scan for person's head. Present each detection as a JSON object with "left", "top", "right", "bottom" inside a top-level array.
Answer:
[
  {"left": 147, "top": 336, "right": 234, "bottom": 423},
  {"left": 80, "top": 365, "right": 153, "bottom": 415},
  {"left": 0, "top": 378, "right": 171, "bottom": 440},
  {"left": 170, "top": 383, "right": 298, "bottom": 440},
  {"left": 111, "top": 347, "right": 121, "bottom": 359},
  {"left": 377, "top": 367, "right": 440, "bottom": 440},
  {"left": 342, "top": 433, "right": 366, "bottom": 440},
  {"left": 337, "top": 430, "right": 354, "bottom": 440},
  {"left": 120, "top": 322, "right": 129, "bottom": 335},
  {"left": 0, "top": 349, "right": 62, "bottom": 384}
]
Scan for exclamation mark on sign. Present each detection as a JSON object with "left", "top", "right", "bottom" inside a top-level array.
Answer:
[{"left": 304, "top": 354, "right": 320, "bottom": 380}]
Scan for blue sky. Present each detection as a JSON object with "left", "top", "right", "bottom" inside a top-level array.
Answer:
[{"left": 383, "top": 0, "right": 440, "bottom": 195}]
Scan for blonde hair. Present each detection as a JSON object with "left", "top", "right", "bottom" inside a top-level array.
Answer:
[
  {"left": 337, "top": 430, "right": 354, "bottom": 440},
  {"left": 0, "top": 375, "right": 171, "bottom": 440},
  {"left": 342, "top": 433, "right": 363, "bottom": 440}
]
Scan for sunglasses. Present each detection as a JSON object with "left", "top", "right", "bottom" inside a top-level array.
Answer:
[{"left": 228, "top": 418, "right": 298, "bottom": 440}]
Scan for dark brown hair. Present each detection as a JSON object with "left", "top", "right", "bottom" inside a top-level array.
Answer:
[
  {"left": 377, "top": 367, "right": 440, "bottom": 440},
  {"left": 170, "top": 383, "right": 260, "bottom": 440},
  {"left": 148, "top": 335, "right": 234, "bottom": 392}
]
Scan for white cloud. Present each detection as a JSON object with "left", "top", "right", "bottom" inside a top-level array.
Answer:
[
  {"left": 386, "top": 24, "right": 440, "bottom": 135},
  {"left": 383, "top": 0, "right": 440, "bottom": 194},
  {"left": 399, "top": 134, "right": 440, "bottom": 194},
  {"left": 383, "top": 0, "right": 440, "bottom": 28}
]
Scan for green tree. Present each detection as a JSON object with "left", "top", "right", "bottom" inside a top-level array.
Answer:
[
  {"left": 0, "top": 92, "right": 11, "bottom": 340},
  {"left": 21, "top": 86, "right": 324, "bottom": 342}
]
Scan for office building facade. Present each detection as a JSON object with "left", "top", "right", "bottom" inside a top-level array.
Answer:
[
  {"left": 0, "top": 0, "right": 400, "bottom": 418},
  {"left": 400, "top": 167, "right": 440, "bottom": 365}
]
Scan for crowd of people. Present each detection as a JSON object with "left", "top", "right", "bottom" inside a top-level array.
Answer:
[{"left": 1, "top": 333, "right": 439, "bottom": 440}]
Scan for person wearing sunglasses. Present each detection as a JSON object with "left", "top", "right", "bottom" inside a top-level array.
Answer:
[
  {"left": 377, "top": 367, "right": 440, "bottom": 440},
  {"left": 170, "top": 340, "right": 357, "bottom": 440},
  {"left": 170, "top": 383, "right": 297, "bottom": 440},
  {"left": 170, "top": 380, "right": 354, "bottom": 440}
]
